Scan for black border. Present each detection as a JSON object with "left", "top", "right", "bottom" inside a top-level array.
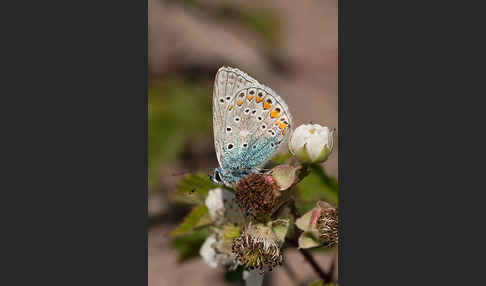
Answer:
[
  {"left": 6, "top": 0, "right": 149, "bottom": 284},
  {"left": 6, "top": 0, "right": 476, "bottom": 284}
]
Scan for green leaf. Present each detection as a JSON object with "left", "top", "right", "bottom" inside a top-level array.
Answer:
[
  {"left": 170, "top": 205, "right": 211, "bottom": 237},
  {"left": 308, "top": 280, "right": 324, "bottom": 286},
  {"left": 173, "top": 172, "right": 222, "bottom": 204},
  {"left": 171, "top": 227, "right": 211, "bottom": 262},
  {"left": 295, "top": 164, "right": 338, "bottom": 213}
]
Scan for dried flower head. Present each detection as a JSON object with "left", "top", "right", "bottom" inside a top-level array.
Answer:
[
  {"left": 317, "top": 207, "right": 339, "bottom": 247},
  {"left": 234, "top": 173, "right": 280, "bottom": 217},
  {"left": 232, "top": 223, "right": 283, "bottom": 273}
]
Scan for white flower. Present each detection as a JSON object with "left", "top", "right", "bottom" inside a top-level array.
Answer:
[
  {"left": 199, "top": 235, "right": 219, "bottom": 268},
  {"left": 201, "top": 189, "right": 245, "bottom": 269},
  {"left": 289, "top": 124, "right": 334, "bottom": 163},
  {"left": 205, "top": 188, "right": 244, "bottom": 225},
  {"left": 200, "top": 227, "right": 241, "bottom": 269},
  {"left": 200, "top": 234, "right": 235, "bottom": 268}
]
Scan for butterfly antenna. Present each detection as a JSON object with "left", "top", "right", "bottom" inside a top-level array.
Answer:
[{"left": 171, "top": 170, "right": 191, "bottom": 176}]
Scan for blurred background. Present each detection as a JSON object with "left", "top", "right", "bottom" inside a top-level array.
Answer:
[{"left": 148, "top": 0, "right": 338, "bottom": 285}]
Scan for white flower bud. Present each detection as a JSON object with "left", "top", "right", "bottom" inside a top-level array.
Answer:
[{"left": 289, "top": 124, "right": 334, "bottom": 164}]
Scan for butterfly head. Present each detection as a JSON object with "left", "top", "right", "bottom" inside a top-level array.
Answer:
[{"left": 209, "top": 167, "right": 225, "bottom": 185}]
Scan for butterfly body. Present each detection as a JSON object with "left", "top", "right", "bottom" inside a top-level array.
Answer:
[{"left": 211, "top": 67, "right": 293, "bottom": 187}]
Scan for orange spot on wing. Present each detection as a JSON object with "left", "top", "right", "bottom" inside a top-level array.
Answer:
[
  {"left": 263, "top": 102, "right": 272, "bottom": 110},
  {"left": 270, "top": 109, "right": 280, "bottom": 118},
  {"left": 256, "top": 96, "right": 264, "bottom": 103},
  {"left": 237, "top": 99, "right": 244, "bottom": 106},
  {"left": 274, "top": 121, "right": 281, "bottom": 126},
  {"left": 228, "top": 105, "right": 233, "bottom": 111},
  {"left": 247, "top": 95, "right": 255, "bottom": 101},
  {"left": 279, "top": 123, "right": 288, "bottom": 130},
  {"left": 282, "top": 129, "right": 287, "bottom": 135}
]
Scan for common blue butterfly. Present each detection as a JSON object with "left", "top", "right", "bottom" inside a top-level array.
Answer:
[{"left": 210, "top": 67, "right": 293, "bottom": 187}]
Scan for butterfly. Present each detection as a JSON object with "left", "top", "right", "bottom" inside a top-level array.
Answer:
[{"left": 209, "top": 66, "right": 293, "bottom": 187}]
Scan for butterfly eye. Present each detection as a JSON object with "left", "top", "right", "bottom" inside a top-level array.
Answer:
[
  {"left": 226, "top": 96, "right": 231, "bottom": 100},
  {"left": 244, "top": 108, "right": 250, "bottom": 114},
  {"left": 249, "top": 90, "right": 255, "bottom": 95},
  {"left": 271, "top": 143, "right": 275, "bottom": 147},
  {"left": 251, "top": 110, "right": 256, "bottom": 115},
  {"left": 215, "top": 171, "right": 221, "bottom": 182},
  {"left": 243, "top": 143, "right": 248, "bottom": 148},
  {"left": 227, "top": 143, "right": 234, "bottom": 150},
  {"left": 219, "top": 98, "right": 224, "bottom": 103},
  {"left": 261, "top": 124, "right": 266, "bottom": 130},
  {"left": 257, "top": 116, "right": 262, "bottom": 121},
  {"left": 226, "top": 127, "right": 232, "bottom": 133},
  {"left": 234, "top": 117, "right": 241, "bottom": 123},
  {"left": 239, "top": 92, "right": 245, "bottom": 98}
]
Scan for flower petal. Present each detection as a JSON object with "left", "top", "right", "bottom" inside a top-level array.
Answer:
[
  {"left": 306, "top": 126, "right": 330, "bottom": 161},
  {"left": 205, "top": 188, "right": 238, "bottom": 224},
  {"left": 199, "top": 235, "right": 218, "bottom": 268},
  {"left": 289, "top": 125, "right": 311, "bottom": 154}
]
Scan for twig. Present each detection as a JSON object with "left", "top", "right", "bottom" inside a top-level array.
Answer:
[
  {"left": 282, "top": 260, "right": 300, "bottom": 286},
  {"left": 299, "top": 248, "right": 333, "bottom": 283},
  {"left": 328, "top": 247, "right": 338, "bottom": 281}
]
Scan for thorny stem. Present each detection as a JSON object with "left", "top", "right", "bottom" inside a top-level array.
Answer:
[{"left": 287, "top": 198, "right": 335, "bottom": 284}]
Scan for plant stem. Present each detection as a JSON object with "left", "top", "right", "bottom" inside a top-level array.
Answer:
[
  {"left": 282, "top": 260, "right": 300, "bottom": 286},
  {"left": 299, "top": 248, "right": 333, "bottom": 283}
]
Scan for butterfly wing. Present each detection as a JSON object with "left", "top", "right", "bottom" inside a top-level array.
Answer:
[
  {"left": 212, "top": 67, "right": 293, "bottom": 186},
  {"left": 213, "top": 67, "right": 258, "bottom": 166}
]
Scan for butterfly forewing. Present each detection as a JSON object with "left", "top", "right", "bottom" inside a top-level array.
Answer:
[{"left": 213, "top": 67, "right": 257, "bottom": 166}]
